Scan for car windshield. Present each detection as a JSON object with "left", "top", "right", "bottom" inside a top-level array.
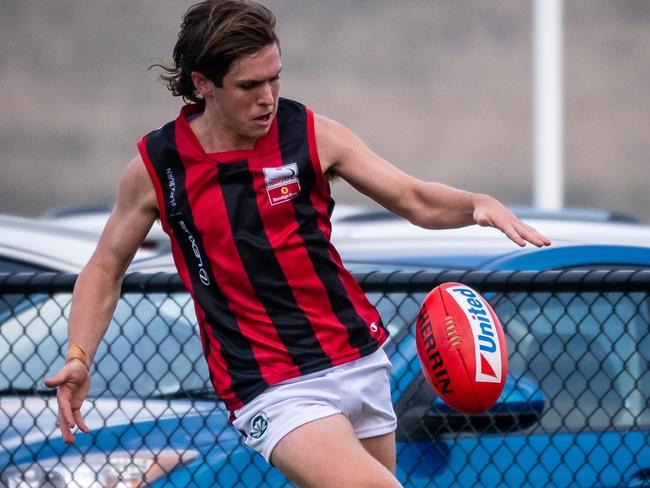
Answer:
[
  {"left": 369, "top": 285, "right": 650, "bottom": 433},
  {"left": 0, "top": 258, "right": 53, "bottom": 319},
  {"left": 0, "top": 293, "right": 210, "bottom": 398},
  {"left": 494, "top": 290, "right": 650, "bottom": 432}
]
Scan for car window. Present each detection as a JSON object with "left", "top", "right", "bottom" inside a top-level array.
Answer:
[
  {"left": 0, "top": 257, "right": 50, "bottom": 273},
  {"left": 0, "top": 294, "right": 69, "bottom": 392},
  {"left": 0, "top": 292, "right": 209, "bottom": 396},
  {"left": 495, "top": 291, "right": 650, "bottom": 432},
  {"left": 0, "top": 258, "right": 52, "bottom": 319},
  {"left": 91, "top": 293, "right": 208, "bottom": 398}
]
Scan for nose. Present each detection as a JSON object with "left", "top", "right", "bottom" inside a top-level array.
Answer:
[{"left": 257, "top": 81, "right": 274, "bottom": 106}]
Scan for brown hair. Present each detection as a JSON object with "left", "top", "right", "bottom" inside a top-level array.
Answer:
[{"left": 152, "top": 0, "right": 278, "bottom": 103}]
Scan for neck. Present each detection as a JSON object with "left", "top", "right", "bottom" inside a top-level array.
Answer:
[{"left": 190, "top": 102, "right": 257, "bottom": 153}]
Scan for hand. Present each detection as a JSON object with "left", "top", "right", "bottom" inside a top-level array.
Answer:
[
  {"left": 472, "top": 194, "right": 552, "bottom": 248},
  {"left": 44, "top": 360, "right": 91, "bottom": 444}
]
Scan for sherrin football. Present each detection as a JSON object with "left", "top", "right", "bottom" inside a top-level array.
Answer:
[{"left": 415, "top": 282, "right": 508, "bottom": 414}]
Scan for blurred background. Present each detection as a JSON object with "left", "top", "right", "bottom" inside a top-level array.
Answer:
[{"left": 1, "top": 0, "right": 648, "bottom": 220}]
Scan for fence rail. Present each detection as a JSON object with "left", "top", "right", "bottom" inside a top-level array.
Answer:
[
  {"left": 3, "top": 268, "right": 650, "bottom": 292},
  {"left": 1, "top": 270, "right": 649, "bottom": 487}
]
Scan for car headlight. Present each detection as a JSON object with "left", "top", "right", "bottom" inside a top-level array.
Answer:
[{"left": 1, "top": 449, "right": 198, "bottom": 488}]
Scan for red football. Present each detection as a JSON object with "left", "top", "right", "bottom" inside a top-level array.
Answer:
[{"left": 415, "top": 282, "right": 508, "bottom": 414}]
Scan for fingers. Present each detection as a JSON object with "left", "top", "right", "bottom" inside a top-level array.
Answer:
[
  {"left": 57, "top": 388, "right": 76, "bottom": 444},
  {"left": 58, "top": 396, "right": 91, "bottom": 443},
  {"left": 58, "top": 409, "right": 75, "bottom": 444},
  {"left": 473, "top": 196, "right": 551, "bottom": 248},
  {"left": 503, "top": 224, "right": 527, "bottom": 247},
  {"left": 46, "top": 366, "right": 91, "bottom": 443},
  {"left": 481, "top": 207, "right": 551, "bottom": 248},
  {"left": 513, "top": 222, "right": 552, "bottom": 248},
  {"left": 494, "top": 219, "right": 551, "bottom": 248},
  {"left": 43, "top": 370, "right": 66, "bottom": 389},
  {"left": 73, "top": 408, "right": 90, "bottom": 433},
  {"left": 58, "top": 389, "right": 75, "bottom": 429},
  {"left": 57, "top": 392, "right": 91, "bottom": 442}
]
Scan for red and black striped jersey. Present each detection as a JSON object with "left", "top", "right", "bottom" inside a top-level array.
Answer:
[{"left": 138, "top": 98, "right": 388, "bottom": 411}]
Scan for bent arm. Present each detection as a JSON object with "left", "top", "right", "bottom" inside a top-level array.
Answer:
[
  {"left": 67, "top": 154, "right": 158, "bottom": 362},
  {"left": 315, "top": 115, "right": 550, "bottom": 247},
  {"left": 45, "top": 155, "right": 158, "bottom": 443}
]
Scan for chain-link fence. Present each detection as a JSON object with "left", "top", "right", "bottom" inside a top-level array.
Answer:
[{"left": 1, "top": 270, "right": 649, "bottom": 487}]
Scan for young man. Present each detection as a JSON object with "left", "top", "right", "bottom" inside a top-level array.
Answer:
[{"left": 45, "top": 1, "right": 550, "bottom": 486}]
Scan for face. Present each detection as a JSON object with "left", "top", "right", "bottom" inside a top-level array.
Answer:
[{"left": 194, "top": 43, "right": 282, "bottom": 145}]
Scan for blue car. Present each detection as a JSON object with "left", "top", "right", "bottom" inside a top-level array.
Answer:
[
  {"left": 337, "top": 210, "right": 650, "bottom": 487},
  {"left": 1, "top": 209, "right": 649, "bottom": 487}
]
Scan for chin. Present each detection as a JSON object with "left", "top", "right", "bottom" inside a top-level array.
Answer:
[{"left": 250, "top": 126, "right": 272, "bottom": 139}]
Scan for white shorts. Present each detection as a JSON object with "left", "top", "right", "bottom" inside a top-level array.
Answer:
[{"left": 231, "top": 347, "right": 397, "bottom": 463}]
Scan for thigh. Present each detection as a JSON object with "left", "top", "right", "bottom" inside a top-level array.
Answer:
[
  {"left": 360, "top": 431, "right": 397, "bottom": 475},
  {"left": 270, "top": 413, "right": 402, "bottom": 488}
]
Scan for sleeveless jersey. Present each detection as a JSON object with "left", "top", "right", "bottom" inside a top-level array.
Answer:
[{"left": 138, "top": 98, "right": 388, "bottom": 411}]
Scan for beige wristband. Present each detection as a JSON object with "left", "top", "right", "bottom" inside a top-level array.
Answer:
[{"left": 66, "top": 344, "right": 91, "bottom": 371}]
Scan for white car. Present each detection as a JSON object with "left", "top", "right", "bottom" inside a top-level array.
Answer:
[
  {"left": 0, "top": 214, "right": 158, "bottom": 273},
  {"left": 0, "top": 213, "right": 205, "bottom": 419},
  {"left": 330, "top": 207, "right": 650, "bottom": 270},
  {"left": 133, "top": 206, "right": 650, "bottom": 274},
  {"left": 39, "top": 203, "right": 377, "bottom": 259}
]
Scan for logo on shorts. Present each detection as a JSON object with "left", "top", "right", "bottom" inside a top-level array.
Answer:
[{"left": 249, "top": 412, "right": 269, "bottom": 440}]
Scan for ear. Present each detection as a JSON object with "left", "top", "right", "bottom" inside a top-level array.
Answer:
[{"left": 190, "top": 71, "right": 213, "bottom": 98}]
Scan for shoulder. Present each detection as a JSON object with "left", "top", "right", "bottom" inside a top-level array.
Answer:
[
  {"left": 313, "top": 113, "right": 350, "bottom": 137},
  {"left": 139, "top": 106, "right": 190, "bottom": 156},
  {"left": 123, "top": 154, "right": 150, "bottom": 181},
  {"left": 276, "top": 97, "right": 310, "bottom": 124},
  {"left": 118, "top": 154, "right": 158, "bottom": 214},
  {"left": 313, "top": 113, "right": 366, "bottom": 174},
  {"left": 139, "top": 118, "right": 178, "bottom": 151}
]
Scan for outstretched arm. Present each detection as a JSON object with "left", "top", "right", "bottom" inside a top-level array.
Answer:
[
  {"left": 44, "top": 154, "right": 158, "bottom": 443},
  {"left": 315, "top": 115, "right": 550, "bottom": 248}
]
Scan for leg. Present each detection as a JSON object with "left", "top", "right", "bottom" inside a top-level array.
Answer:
[
  {"left": 270, "top": 413, "right": 402, "bottom": 488},
  {"left": 360, "top": 431, "right": 397, "bottom": 475}
]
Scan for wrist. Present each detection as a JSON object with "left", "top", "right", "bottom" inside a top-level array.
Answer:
[
  {"left": 470, "top": 193, "right": 498, "bottom": 227},
  {"left": 66, "top": 344, "right": 91, "bottom": 371},
  {"left": 470, "top": 192, "right": 490, "bottom": 209}
]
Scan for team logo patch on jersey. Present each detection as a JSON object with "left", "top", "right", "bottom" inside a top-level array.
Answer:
[{"left": 264, "top": 163, "right": 301, "bottom": 206}]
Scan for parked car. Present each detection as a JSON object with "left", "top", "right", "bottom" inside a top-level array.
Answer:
[
  {"left": 38, "top": 203, "right": 373, "bottom": 257},
  {"left": 1, "top": 208, "right": 649, "bottom": 487},
  {"left": 331, "top": 209, "right": 650, "bottom": 487},
  {"left": 331, "top": 206, "right": 650, "bottom": 271},
  {"left": 41, "top": 205, "right": 171, "bottom": 254},
  {"left": 0, "top": 214, "right": 158, "bottom": 273}
]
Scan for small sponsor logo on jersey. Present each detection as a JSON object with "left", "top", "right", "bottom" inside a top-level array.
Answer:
[
  {"left": 178, "top": 220, "right": 210, "bottom": 286},
  {"left": 445, "top": 286, "right": 502, "bottom": 383},
  {"left": 249, "top": 412, "right": 269, "bottom": 441},
  {"left": 263, "top": 163, "right": 300, "bottom": 206},
  {"left": 165, "top": 167, "right": 179, "bottom": 214}
]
